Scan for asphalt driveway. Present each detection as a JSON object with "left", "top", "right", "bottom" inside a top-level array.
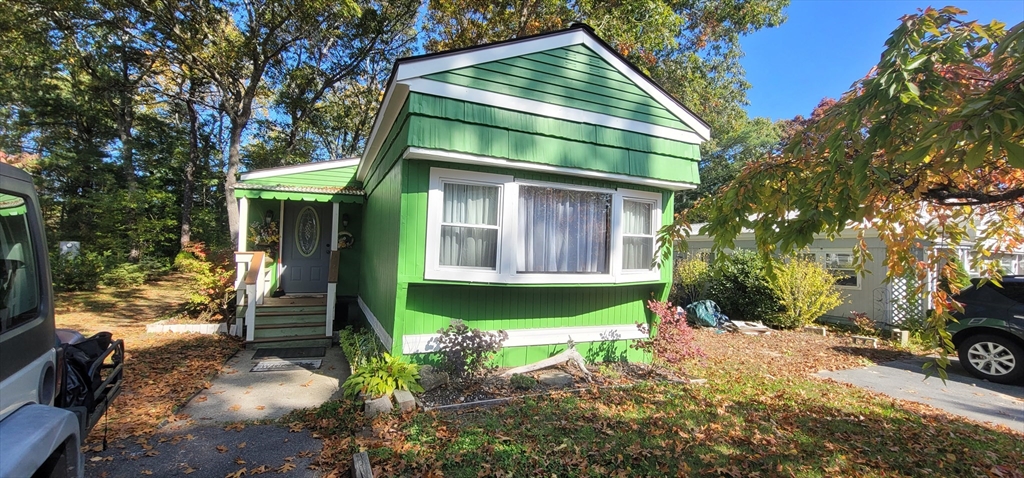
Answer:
[{"left": 819, "top": 356, "right": 1023, "bottom": 432}]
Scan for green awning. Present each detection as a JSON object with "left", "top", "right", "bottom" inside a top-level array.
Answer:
[
  {"left": 0, "top": 194, "right": 26, "bottom": 216},
  {"left": 235, "top": 187, "right": 364, "bottom": 204}
]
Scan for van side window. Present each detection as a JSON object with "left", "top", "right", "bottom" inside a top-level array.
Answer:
[{"left": 0, "top": 193, "right": 41, "bottom": 334}]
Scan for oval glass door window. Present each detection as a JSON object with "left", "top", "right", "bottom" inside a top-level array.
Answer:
[{"left": 295, "top": 206, "right": 320, "bottom": 257}]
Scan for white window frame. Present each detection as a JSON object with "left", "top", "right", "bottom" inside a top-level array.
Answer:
[
  {"left": 614, "top": 190, "right": 662, "bottom": 282},
  {"left": 425, "top": 169, "right": 512, "bottom": 282},
  {"left": 803, "top": 250, "right": 861, "bottom": 290},
  {"left": 424, "top": 168, "right": 662, "bottom": 284}
]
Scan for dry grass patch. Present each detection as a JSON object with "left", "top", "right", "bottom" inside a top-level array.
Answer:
[{"left": 56, "top": 273, "right": 241, "bottom": 440}]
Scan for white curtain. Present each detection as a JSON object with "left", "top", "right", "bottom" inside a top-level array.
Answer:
[
  {"left": 517, "top": 186, "right": 610, "bottom": 273},
  {"left": 439, "top": 183, "right": 499, "bottom": 268},
  {"left": 622, "top": 200, "right": 653, "bottom": 270}
]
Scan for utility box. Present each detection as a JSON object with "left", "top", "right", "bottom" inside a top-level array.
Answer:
[{"left": 59, "top": 241, "right": 80, "bottom": 258}]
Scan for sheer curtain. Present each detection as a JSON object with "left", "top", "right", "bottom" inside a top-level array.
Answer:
[
  {"left": 517, "top": 186, "right": 610, "bottom": 273},
  {"left": 439, "top": 183, "right": 499, "bottom": 268},
  {"left": 622, "top": 199, "right": 653, "bottom": 270}
]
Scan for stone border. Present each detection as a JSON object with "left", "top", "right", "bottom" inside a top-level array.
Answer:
[{"left": 146, "top": 320, "right": 236, "bottom": 335}]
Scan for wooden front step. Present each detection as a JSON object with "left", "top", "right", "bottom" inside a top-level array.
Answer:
[
  {"left": 254, "top": 324, "right": 324, "bottom": 338},
  {"left": 256, "top": 308, "right": 326, "bottom": 317},
  {"left": 254, "top": 322, "right": 325, "bottom": 330},
  {"left": 245, "top": 335, "right": 332, "bottom": 349}
]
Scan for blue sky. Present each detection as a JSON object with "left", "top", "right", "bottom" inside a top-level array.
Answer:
[{"left": 740, "top": 0, "right": 1024, "bottom": 121}]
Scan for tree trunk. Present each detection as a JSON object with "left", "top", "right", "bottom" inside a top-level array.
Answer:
[
  {"left": 225, "top": 117, "right": 244, "bottom": 249},
  {"left": 180, "top": 98, "right": 199, "bottom": 249},
  {"left": 117, "top": 103, "right": 142, "bottom": 262}
]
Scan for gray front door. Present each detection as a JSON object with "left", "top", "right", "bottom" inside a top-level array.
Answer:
[{"left": 282, "top": 202, "right": 332, "bottom": 294}]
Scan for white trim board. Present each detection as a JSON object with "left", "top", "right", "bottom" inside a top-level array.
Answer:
[
  {"left": 242, "top": 158, "right": 360, "bottom": 181},
  {"left": 405, "top": 148, "right": 697, "bottom": 191},
  {"left": 357, "top": 296, "right": 393, "bottom": 352},
  {"left": 405, "top": 78, "right": 705, "bottom": 144},
  {"left": 357, "top": 84, "right": 410, "bottom": 182},
  {"left": 402, "top": 324, "right": 648, "bottom": 355}
]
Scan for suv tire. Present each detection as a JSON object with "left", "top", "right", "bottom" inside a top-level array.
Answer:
[{"left": 957, "top": 334, "right": 1024, "bottom": 384}]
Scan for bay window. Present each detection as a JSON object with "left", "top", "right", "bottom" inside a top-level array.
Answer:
[
  {"left": 425, "top": 168, "right": 662, "bottom": 283},
  {"left": 517, "top": 186, "right": 610, "bottom": 274}
]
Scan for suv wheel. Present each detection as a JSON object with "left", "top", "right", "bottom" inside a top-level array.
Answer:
[{"left": 957, "top": 334, "right": 1024, "bottom": 384}]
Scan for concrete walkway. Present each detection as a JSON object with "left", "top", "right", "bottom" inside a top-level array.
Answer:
[
  {"left": 181, "top": 346, "right": 350, "bottom": 422},
  {"left": 85, "top": 346, "right": 350, "bottom": 477},
  {"left": 819, "top": 357, "right": 1023, "bottom": 432}
]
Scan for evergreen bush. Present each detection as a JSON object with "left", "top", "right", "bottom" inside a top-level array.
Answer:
[
  {"left": 705, "top": 250, "right": 781, "bottom": 324},
  {"left": 100, "top": 262, "right": 148, "bottom": 288},
  {"left": 50, "top": 251, "right": 105, "bottom": 292}
]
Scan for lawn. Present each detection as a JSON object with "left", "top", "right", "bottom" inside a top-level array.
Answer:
[
  {"left": 303, "top": 330, "right": 1024, "bottom": 477},
  {"left": 56, "top": 273, "right": 241, "bottom": 441}
]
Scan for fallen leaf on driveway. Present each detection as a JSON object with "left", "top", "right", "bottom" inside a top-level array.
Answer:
[{"left": 216, "top": 445, "right": 228, "bottom": 453}]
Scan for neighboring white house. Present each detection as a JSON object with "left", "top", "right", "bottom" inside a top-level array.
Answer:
[{"left": 684, "top": 225, "right": 1024, "bottom": 328}]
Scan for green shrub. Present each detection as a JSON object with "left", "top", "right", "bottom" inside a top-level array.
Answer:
[
  {"left": 768, "top": 257, "right": 845, "bottom": 329},
  {"left": 101, "top": 262, "right": 148, "bottom": 288},
  {"left": 672, "top": 258, "right": 711, "bottom": 305},
  {"left": 50, "top": 251, "right": 105, "bottom": 292},
  {"left": 509, "top": 374, "right": 537, "bottom": 391},
  {"left": 136, "top": 257, "right": 171, "bottom": 280},
  {"left": 436, "top": 320, "right": 508, "bottom": 381},
  {"left": 342, "top": 353, "right": 423, "bottom": 400},
  {"left": 339, "top": 326, "right": 383, "bottom": 373},
  {"left": 174, "top": 242, "right": 236, "bottom": 321},
  {"left": 706, "top": 250, "right": 781, "bottom": 324}
]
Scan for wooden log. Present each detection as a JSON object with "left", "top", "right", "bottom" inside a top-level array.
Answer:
[
  {"left": 352, "top": 451, "right": 372, "bottom": 478},
  {"left": 501, "top": 347, "right": 591, "bottom": 379}
]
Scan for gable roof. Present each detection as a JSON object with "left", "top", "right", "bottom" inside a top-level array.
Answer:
[{"left": 357, "top": 24, "right": 710, "bottom": 182}]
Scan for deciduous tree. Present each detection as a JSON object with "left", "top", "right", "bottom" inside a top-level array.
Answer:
[{"left": 667, "top": 8, "right": 1024, "bottom": 375}]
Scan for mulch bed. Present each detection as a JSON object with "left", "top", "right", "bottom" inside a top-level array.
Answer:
[
  {"left": 418, "top": 361, "right": 670, "bottom": 408},
  {"left": 417, "top": 327, "right": 912, "bottom": 409}
]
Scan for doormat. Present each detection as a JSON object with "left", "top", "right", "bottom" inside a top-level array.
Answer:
[
  {"left": 252, "top": 347, "right": 326, "bottom": 359},
  {"left": 250, "top": 359, "right": 322, "bottom": 372}
]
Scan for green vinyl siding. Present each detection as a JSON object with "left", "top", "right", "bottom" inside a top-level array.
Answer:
[
  {"left": 364, "top": 102, "right": 412, "bottom": 194},
  {"left": 358, "top": 162, "right": 403, "bottom": 350},
  {"left": 424, "top": 45, "right": 693, "bottom": 133},
  {"left": 404, "top": 94, "right": 700, "bottom": 184},
  {"left": 400, "top": 284, "right": 661, "bottom": 337},
  {"left": 335, "top": 202, "right": 362, "bottom": 297}
]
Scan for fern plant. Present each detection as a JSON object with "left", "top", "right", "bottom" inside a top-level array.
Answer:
[{"left": 342, "top": 353, "right": 423, "bottom": 400}]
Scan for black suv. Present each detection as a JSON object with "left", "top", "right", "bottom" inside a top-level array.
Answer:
[{"left": 947, "top": 276, "right": 1024, "bottom": 384}]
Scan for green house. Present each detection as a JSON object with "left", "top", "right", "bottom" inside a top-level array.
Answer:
[{"left": 233, "top": 25, "right": 708, "bottom": 365}]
